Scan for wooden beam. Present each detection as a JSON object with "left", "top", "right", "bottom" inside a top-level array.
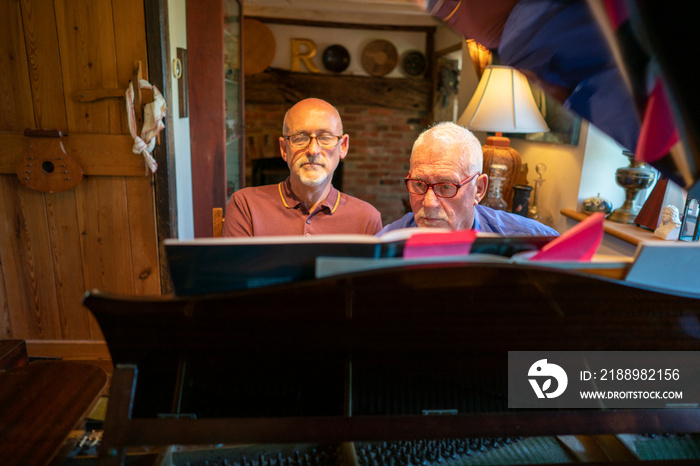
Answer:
[
  {"left": 247, "top": 16, "right": 436, "bottom": 34},
  {"left": 187, "top": 0, "right": 227, "bottom": 238},
  {"left": 0, "top": 134, "right": 149, "bottom": 176},
  {"left": 245, "top": 68, "right": 431, "bottom": 110}
]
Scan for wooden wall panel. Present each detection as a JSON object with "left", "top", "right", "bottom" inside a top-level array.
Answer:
[
  {"left": 126, "top": 177, "right": 161, "bottom": 296},
  {"left": 114, "top": 1, "right": 161, "bottom": 300},
  {"left": 54, "top": 0, "right": 121, "bottom": 134},
  {"left": 113, "top": 0, "right": 149, "bottom": 134},
  {"left": 45, "top": 191, "right": 91, "bottom": 340},
  {"left": 0, "top": 263, "right": 11, "bottom": 339},
  {"left": 20, "top": 0, "right": 68, "bottom": 131},
  {"left": 0, "top": 177, "right": 62, "bottom": 339},
  {"left": 0, "top": 0, "right": 162, "bottom": 347},
  {"left": 0, "top": 134, "right": 151, "bottom": 176},
  {"left": 0, "top": 1, "right": 35, "bottom": 131},
  {"left": 0, "top": 178, "right": 23, "bottom": 339},
  {"left": 75, "top": 177, "right": 134, "bottom": 294},
  {"left": 0, "top": 178, "right": 13, "bottom": 339}
]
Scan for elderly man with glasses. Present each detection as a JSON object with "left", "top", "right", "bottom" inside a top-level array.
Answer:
[
  {"left": 224, "top": 98, "right": 382, "bottom": 237},
  {"left": 378, "top": 122, "right": 558, "bottom": 236}
]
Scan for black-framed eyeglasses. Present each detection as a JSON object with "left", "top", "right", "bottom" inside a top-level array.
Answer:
[
  {"left": 284, "top": 133, "right": 343, "bottom": 149},
  {"left": 404, "top": 172, "right": 480, "bottom": 198}
]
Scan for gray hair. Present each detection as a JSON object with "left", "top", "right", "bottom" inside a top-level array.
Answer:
[{"left": 411, "top": 122, "right": 482, "bottom": 174}]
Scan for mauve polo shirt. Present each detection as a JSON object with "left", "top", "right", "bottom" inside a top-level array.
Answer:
[{"left": 223, "top": 178, "right": 382, "bottom": 237}]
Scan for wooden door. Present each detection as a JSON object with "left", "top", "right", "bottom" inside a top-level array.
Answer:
[{"left": 0, "top": 0, "right": 161, "bottom": 343}]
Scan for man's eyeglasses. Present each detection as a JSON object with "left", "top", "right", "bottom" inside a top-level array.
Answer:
[
  {"left": 404, "top": 172, "right": 480, "bottom": 198},
  {"left": 285, "top": 133, "right": 343, "bottom": 149}
]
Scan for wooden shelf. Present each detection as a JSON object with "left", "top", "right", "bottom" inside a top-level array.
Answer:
[{"left": 560, "top": 209, "right": 665, "bottom": 246}]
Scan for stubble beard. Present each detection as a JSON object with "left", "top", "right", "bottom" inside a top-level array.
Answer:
[
  {"left": 295, "top": 157, "right": 329, "bottom": 187},
  {"left": 415, "top": 208, "right": 450, "bottom": 228}
]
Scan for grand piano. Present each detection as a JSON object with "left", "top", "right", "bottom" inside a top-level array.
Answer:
[
  {"left": 83, "top": 258, "right": 700, "bottom": 465},
  {"left": 82, "top": 1, "right": 700, "bottom": 464}
]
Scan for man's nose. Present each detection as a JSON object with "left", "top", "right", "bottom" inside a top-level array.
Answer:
[
  {"left": 422, "top": 187, "right": 441, "bottom": 207},
  {"left": 306, "top": 137, "right": 322, "bottom": 155}
]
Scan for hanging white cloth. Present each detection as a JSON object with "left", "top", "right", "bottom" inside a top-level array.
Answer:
[{"left": 126, "top": 79, "right": 166, "bottom": 173}]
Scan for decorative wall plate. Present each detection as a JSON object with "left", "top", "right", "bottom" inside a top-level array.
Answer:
[
  {"left": 361, "top": 39, "right": 398, "bottom": 77},
  {"left": 322, "top": 44, "right": 350, "bottom": 73},
  {"left": 401, "top": 50, "right": 427, "bottom": 77},
  {"left": 243, "top": 18, "right": 275, "bottom": 75}
]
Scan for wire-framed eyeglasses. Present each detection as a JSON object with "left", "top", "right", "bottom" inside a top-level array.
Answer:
[
  {"left": 285, "top": 133, "right": 343, "bottom": 149},
  {"left": 404, "top": 172, "right": 480, "bottom": 198}
]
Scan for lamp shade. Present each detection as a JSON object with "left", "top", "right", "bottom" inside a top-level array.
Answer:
[{"left": 458, "top": 65, "right": 549, "bottom": 134}]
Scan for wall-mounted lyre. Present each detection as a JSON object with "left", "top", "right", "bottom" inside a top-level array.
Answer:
[{"left": 16, "top": 129, "right": 83, "bottom": 193}]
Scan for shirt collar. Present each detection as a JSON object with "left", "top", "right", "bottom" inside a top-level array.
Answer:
[
  {"left": 277, "top": 177, "right": 341, "bottom": 214},
  {"left": 472, "top": 205, "right": 482, "bottom": 231}
]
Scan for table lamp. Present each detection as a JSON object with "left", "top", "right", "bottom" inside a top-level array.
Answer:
[{"left": 458, "top": 65, "right": 549, "bottom": 209}]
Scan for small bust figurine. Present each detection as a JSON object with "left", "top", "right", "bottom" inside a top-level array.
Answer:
[{"left": 654, "top": 205, "right": 682, "bottom": 240}]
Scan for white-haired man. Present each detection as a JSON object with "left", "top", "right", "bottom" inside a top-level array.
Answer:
[{"left": 378, "top": 122, "right": 558, "bottom": 236}]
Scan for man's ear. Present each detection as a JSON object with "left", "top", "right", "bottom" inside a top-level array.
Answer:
[
  {"left": 474, "top": 174, "right": 488, "bottom": 204},
  {"left": 338, "top": 134, "right": 349, "bottom": 160},
  {"left": 279, "top": 137, "right": 288, "bottom": 163}
]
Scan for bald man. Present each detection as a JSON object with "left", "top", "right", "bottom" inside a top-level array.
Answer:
[{"left": 224, "top": 98, "right": 382, "bottom": 237}]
